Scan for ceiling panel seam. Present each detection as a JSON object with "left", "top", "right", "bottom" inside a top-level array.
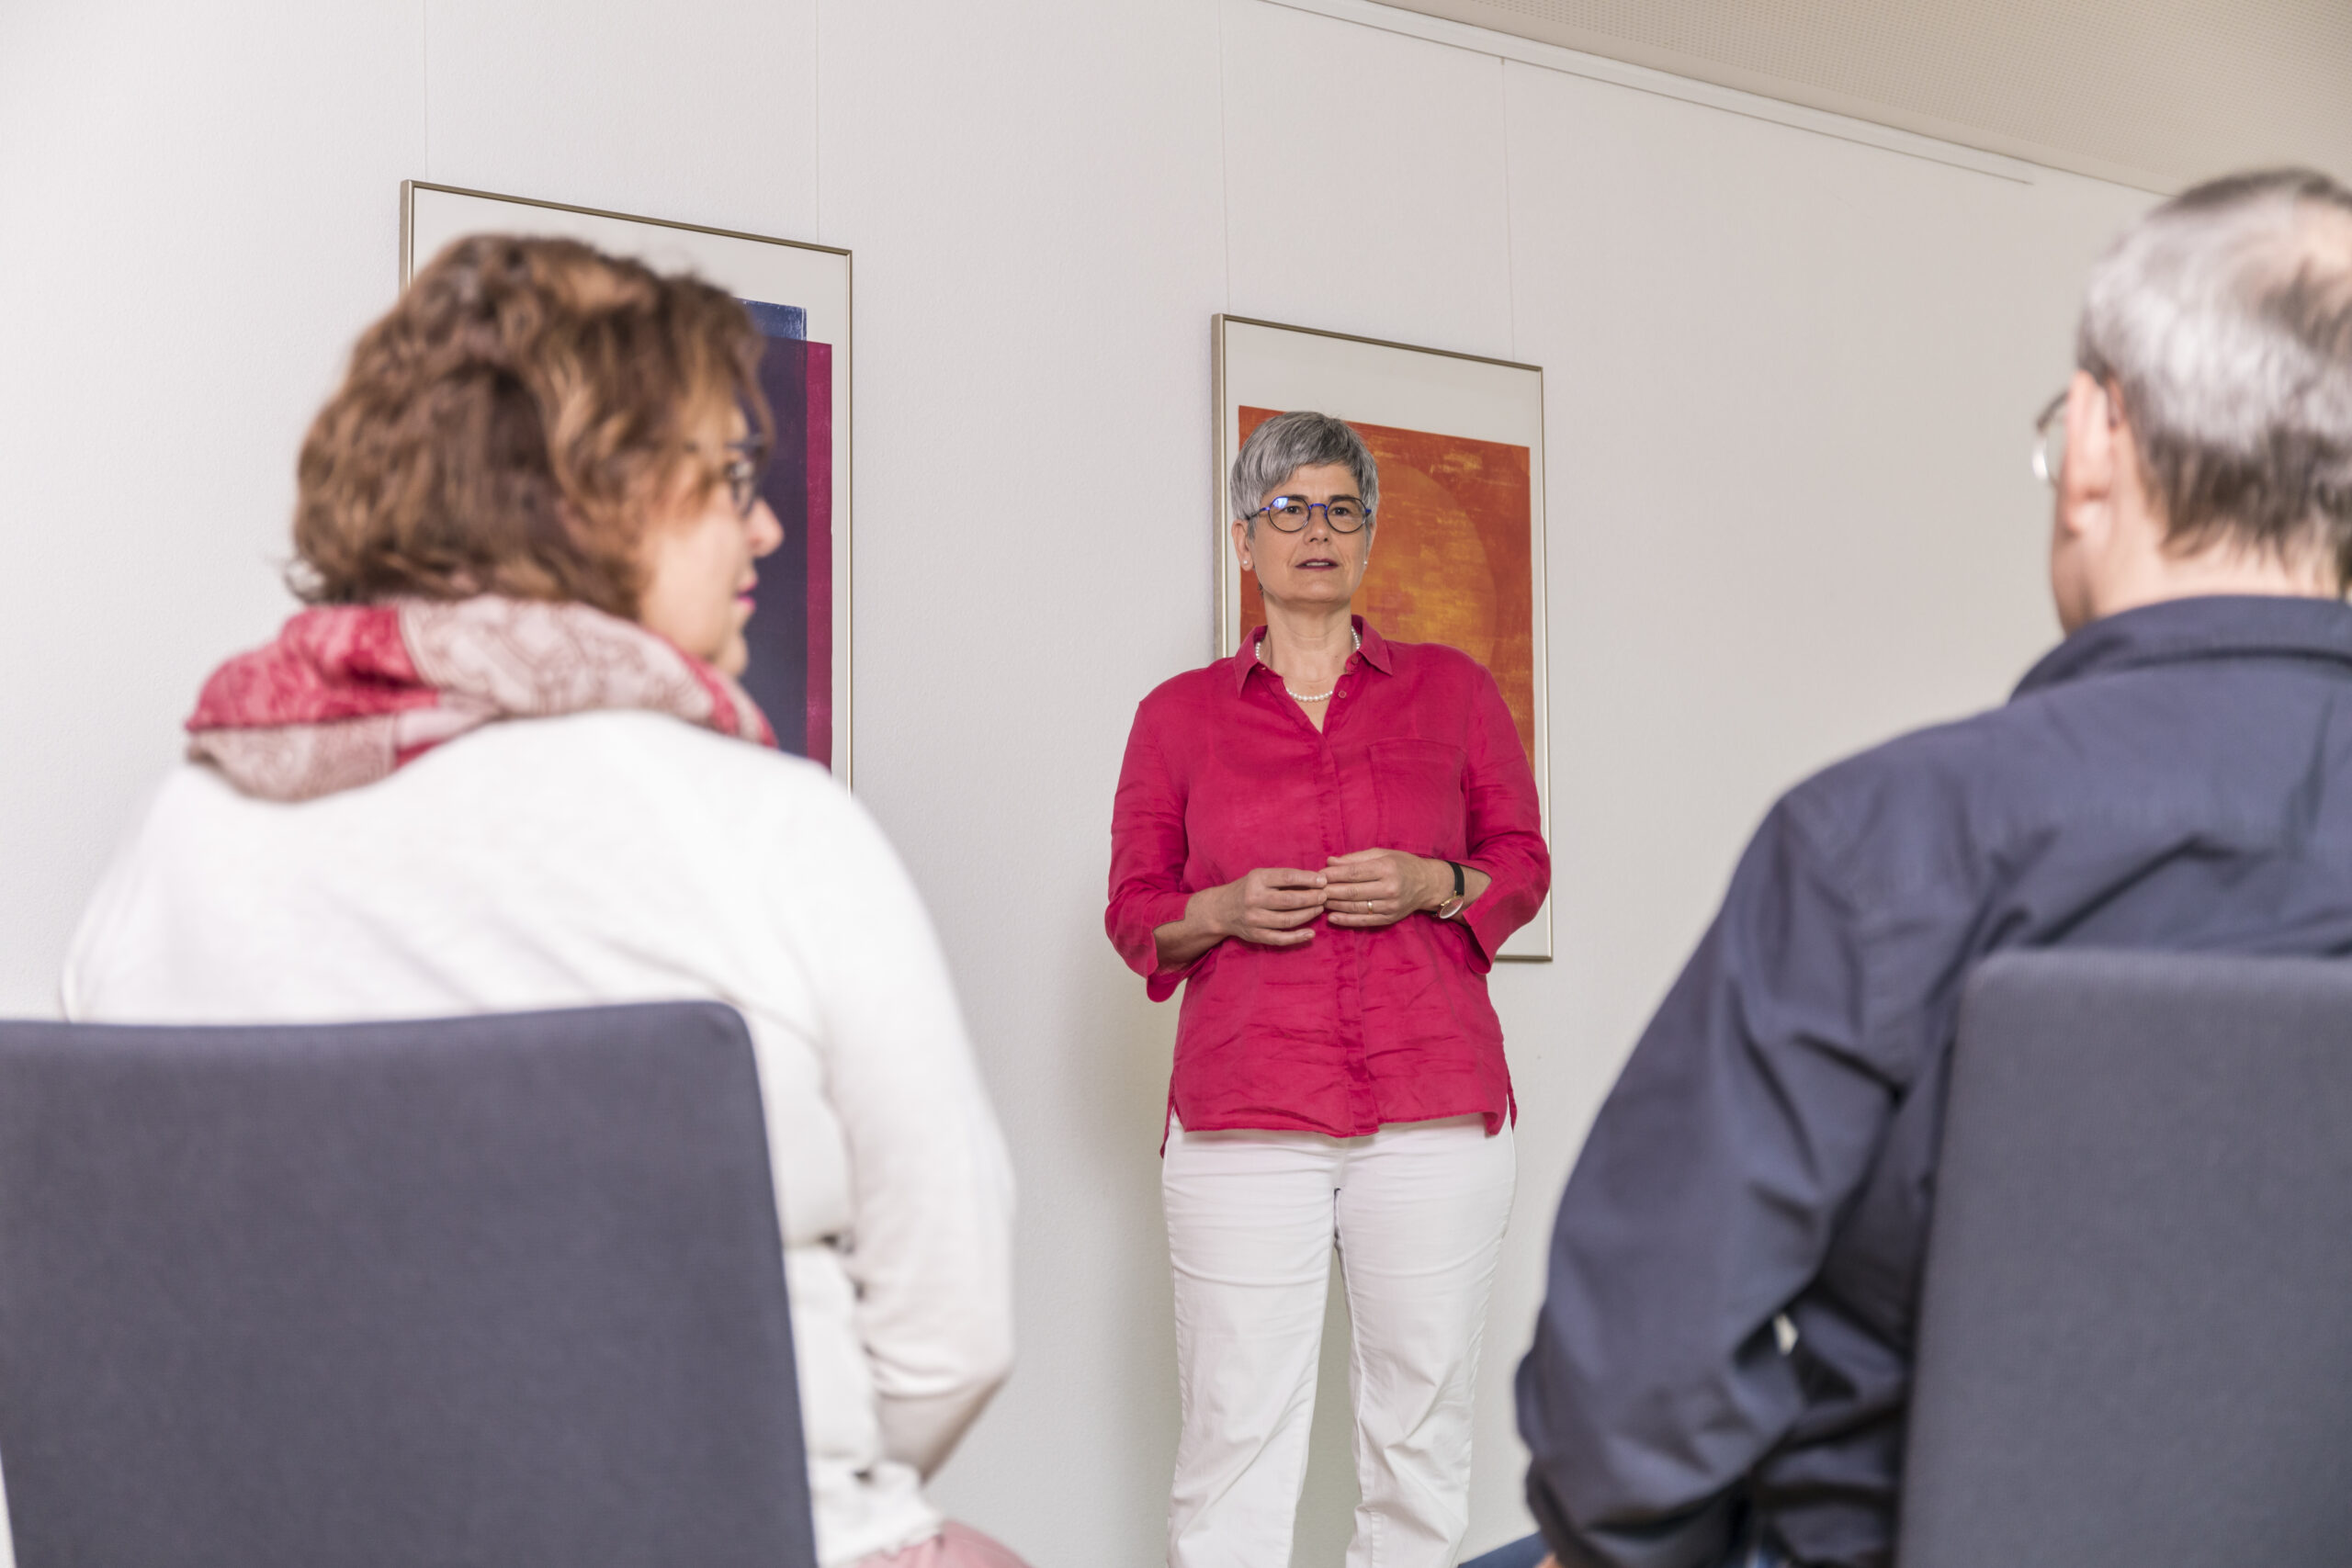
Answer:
[
  {"left": 1261, "top": 0, "right": 2047, "bottom": 188},
  {"left": 1374, "top": 0, "right": 2352, "bottom": 197}
]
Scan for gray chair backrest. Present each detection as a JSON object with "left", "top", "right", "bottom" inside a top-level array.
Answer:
[
  {"left": 1899, "top": 950, "right": 2352, "bottom": 1568},
  {"left": 0, "top": 1002, "right": 820, "bottom": 1568}
]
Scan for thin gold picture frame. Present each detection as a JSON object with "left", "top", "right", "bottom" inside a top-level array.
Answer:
[
  {"left": 399, "top": 180, "right": 855, "bottom": 786},
  {"left": 1211, "top": 313, "right": 1554, "bottom": 960}
]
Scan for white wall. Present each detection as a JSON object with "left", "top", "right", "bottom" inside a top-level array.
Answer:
[
  {"left": 0, "top": 0, "right": 2153, "bottom": 1562},
  {"left": 0, "top": 0, "right": 424, "bottom": 1019}
]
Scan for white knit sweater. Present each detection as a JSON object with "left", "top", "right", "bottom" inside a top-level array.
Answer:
[{"left": 62, "top": 710, "right": 1016, "bottom": 1568}]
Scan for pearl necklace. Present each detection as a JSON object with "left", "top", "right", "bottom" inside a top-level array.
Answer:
[{"left": 1264, "top": 627, "right": 1361, "bottom": 703}]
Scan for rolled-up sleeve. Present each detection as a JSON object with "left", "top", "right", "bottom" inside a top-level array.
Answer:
[
  {"left": 1516, "top": 799, "right": 1894, "bottom": 1568},
  {"left": 1106, "top": 701, "right": 1200, "bottom": 1000},
  {"left": 1456, "top": 663, "right": 1550, "bottom": 966}
]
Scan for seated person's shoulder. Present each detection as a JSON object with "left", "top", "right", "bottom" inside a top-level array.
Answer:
[
  {"left": 500, "top": 705, "right": 830, "bottom": 772},
  {"left": 1774, "top": 701, "right": 2055, "bottom": 888},
  {"left": 420, "top": 708, "right": 854, "bottom": 832}
]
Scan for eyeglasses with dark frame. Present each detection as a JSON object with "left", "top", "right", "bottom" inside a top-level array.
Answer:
[
  {"left": 718, "top": 435, "right": 772, "bottom": 517},
  {"left": 1252, "top": 495, "right": 1372, "bottom": 534}
]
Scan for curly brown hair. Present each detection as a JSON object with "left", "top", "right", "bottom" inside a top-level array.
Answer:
[{"left": 291, "top": 233, "right": 771, "bottom": 616}]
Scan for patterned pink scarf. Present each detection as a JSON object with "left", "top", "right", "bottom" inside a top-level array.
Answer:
[{"left": 187, "top": 597, "right": 775, "bottom": 802}]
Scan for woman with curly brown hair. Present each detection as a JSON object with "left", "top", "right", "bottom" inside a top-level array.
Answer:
[{"left": 62, "top": 234, "right": 1029, "bottom": 1568}]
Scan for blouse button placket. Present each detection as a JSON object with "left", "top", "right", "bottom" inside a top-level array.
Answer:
[{"left": 1323, "top": 664, "right": 1377, "bottom": 1134}]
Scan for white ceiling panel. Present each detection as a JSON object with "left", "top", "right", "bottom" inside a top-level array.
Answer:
[{"left": 1367, "top": 0, "right": 2352, "bottom": 192}]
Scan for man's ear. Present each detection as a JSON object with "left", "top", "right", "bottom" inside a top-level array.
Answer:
[{"left": 2057, "top": 370, "right": 2120, "bottom": 547}]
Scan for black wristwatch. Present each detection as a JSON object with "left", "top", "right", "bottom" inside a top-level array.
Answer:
[{"left": 1435, "top": 859, "right": 1468, "bottom": 920}]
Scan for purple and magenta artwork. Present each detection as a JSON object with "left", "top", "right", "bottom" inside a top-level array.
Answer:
[{"left": 737, "top": 297, "right": 835, "bottom": 769}]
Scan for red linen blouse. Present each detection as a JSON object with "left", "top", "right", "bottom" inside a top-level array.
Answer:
[{"left": 1106, "top": 618, "right": 1549, "bottom": 1138}]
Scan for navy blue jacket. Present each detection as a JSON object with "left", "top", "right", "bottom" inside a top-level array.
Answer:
[{"left": 1517, "top": 595, "right": 2352, "bottom": 1568}]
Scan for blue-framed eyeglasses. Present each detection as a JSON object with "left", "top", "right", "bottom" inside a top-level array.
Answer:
[{"left": 1253, "top": 495, "right": 1371, "bottom": 534}]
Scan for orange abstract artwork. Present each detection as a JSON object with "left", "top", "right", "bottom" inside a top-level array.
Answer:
[{"left": 1238, "top": 406, "right": 1537, "bottom": 761}]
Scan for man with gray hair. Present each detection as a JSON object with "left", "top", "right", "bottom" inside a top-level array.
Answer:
[{"left": 1491, "top": 167, "right": 2352, "bottom": 1568}]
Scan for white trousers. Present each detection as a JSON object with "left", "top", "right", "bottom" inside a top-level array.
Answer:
[{"left": 1162, "top": 1115, "right": 1516, "bottom": 1568}]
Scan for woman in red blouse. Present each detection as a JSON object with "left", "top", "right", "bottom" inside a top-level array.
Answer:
[{"left": 1107, "top": 412, "right": 1549, "bottom": 1568}]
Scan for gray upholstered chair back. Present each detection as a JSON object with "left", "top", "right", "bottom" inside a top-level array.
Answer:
[
  {"left": 1899, "top": 951, "right": 2352, "bottom": 1568},
  {"left": 0, "top": 1003, "right": 819, "bottom": 1568}
]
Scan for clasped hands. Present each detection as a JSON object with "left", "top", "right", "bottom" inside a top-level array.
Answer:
[{"left": 1207, "top": 849, "right": 1453, "bottom": 948}]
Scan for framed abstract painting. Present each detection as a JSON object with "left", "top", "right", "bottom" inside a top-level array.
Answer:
[
  {"left": 1213, "top": 315, "right": 1552, "bottom": 959},
  {"left": 401, "top": 182, "right": 854, "bottom": 780}
]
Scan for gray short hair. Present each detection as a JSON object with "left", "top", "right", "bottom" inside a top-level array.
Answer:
[
  {"left": 1230, "top": 411, "right": 1380, "bottom": 528},
  {"left": 2077, "top": 167, "right": 2352, "bottom": 580}
]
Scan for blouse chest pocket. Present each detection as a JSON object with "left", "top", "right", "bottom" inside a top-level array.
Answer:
[{"left": 1365, "top": 738, "right": 1468, "bottom": 857}]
